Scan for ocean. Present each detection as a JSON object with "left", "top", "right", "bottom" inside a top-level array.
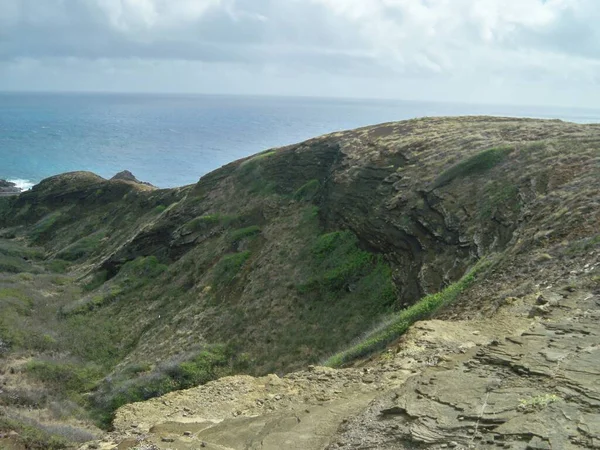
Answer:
[{"left": 1, "top": 92, "right": 599, "bottom": 189}]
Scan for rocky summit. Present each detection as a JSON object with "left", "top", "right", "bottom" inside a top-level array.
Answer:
[{"left": 0, "top": 116, "right": 598, "bottom": 450}]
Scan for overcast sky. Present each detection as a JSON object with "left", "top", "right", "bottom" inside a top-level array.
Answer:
[{"left": 1, "top": 0, "right": 599, "bottom": 106}]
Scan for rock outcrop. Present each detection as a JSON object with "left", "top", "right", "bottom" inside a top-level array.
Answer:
[
  {"left": 0, "top": 180, "right": 21, "bottom": 196},
  {"left": 111, "top": 170, "right": 155, "bottom": 187}
]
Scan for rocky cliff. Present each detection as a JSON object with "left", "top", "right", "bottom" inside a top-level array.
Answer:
[{"left": 0, "top": 116, "right": 598, "bottom": 449}]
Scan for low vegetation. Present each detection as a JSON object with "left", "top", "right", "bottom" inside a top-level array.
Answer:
[
  {"left": 432, "top": 146, "right": 512, "bottom": 189},
  {"left": 324, "top": 260, "right": 486, "bottom": 367},
  {"left": 90, "top": 344, "right": 241, "bottom": 427}
]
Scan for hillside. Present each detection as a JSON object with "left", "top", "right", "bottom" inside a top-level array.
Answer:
[{"left": 0, "top": 116, "right": 599, "bottom": 449}]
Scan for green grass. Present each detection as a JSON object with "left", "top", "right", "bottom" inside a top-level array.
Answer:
[
  {"left": 56, "top": 230, "right": 107, "bottom": 261},
  {"left": 25, "top": 360, "right": 103, "bottom": 395},
  {"left": 294, "top": 179, "right": 320, "bottom": 201},
  {"left": 301, "top": 231, "right": 381, "bottom": 293},
  {"left": 478, "top": 182, "right": 520, "bottom": 220},
  {"left": 46, "top": 259, "right": 71, "bottom": 274},
  {"left": 117, "top": 256, "right": 167, "bottom": 287},
  {"left": 212, "top": 251, "right": 251, "bottom": 287},
  {"left": 229, "top": 225, "right": 261, "bottom": 243},
  {"left": 432, "top": 146, "right": 512, "bottom": 189},
  {"left": 183, "top": 213, "right": 239, "bottom": 233},
  {"left": 324, "top": 261, "right": 485, "bottom": 367},
  {"left": 0, "top": 417, "right": 71, "bottom": 449},
  {"left": 566, "top": 234, "right": 600, "bottom": 255},
  {"left": 29, "top": 211, "right": 63, "bottom": 242}
]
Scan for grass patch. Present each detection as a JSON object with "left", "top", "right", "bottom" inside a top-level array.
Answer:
[
  {"left": 183, "top": 213, "right": 239, "bottom": 233},
  {"left": 237, "top": 153, "right": 277, "bottom": 195},
  {"left": 566, "top": 234, "right": 600, "bottom": 256},
  {"left": 56, "top": 231, "right": 106, "bottom": 261},
  {"left": 432, "top": 146, "right": 512, "bottom": 189},
  {"left": 301, "top": 231, "right": 378, "bottom": 293},
  {"left": 117, "top": 256, "right": 167, "bottom": 287},
  {"left": 25, "top": 360, "right": 103, "bottom": 395},
  {"left": 324, "top": 261, "right": 486, "bottom": 367},
  {"left": 478, "top": 182, "right": 520, "bottom": 220},
  {"left": 229, "top": 225, "right": 261, "bottom": 244},
  {"left": 0, "top": 253, "right": 35, "bottom": 273},
  {"left": 0, "top": 417, "right": 71, "bottom": 449},
  {"left": 29, "top": 211, "right": 63, "bottom": 242},
  {"left": 46, "top": 259, "right": 71, "bottom": 274},
  {"left": 294, "top": 179, "right": 320, "bottom": 201},
  {"left": 212, "top": 251, "right": 251, "bottom": 287}
]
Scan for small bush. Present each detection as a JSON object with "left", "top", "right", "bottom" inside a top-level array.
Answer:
[
  {"left": 518, "top": 394, "right": 559, "bottom": 412},
  {"left": 432, "top": 147, "right": 512, "bottom": 189},
  {"left": 153, "top": 205, "right": 167, "bottom": 214}
]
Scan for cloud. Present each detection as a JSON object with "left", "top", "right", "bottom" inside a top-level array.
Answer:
[{"left": 1, "top": 0, "right": 599, "bottom": 106}]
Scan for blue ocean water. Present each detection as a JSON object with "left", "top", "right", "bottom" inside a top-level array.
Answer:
[{"left": 1, "top": 92, "right": 599, "bottom": 189}]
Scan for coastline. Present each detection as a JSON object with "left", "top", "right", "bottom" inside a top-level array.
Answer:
[{"left": 0, "top": 179, "right": 23, "bottom": 197}]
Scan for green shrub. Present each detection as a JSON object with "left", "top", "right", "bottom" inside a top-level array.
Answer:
[
  {"left": 324, "top": 261, "right": 486, "bottom": 367},
  {"left": 212, "top": 251, "right": 251, "bottom": 287},
  {"left": 229, "top": 225, "right": 261, "bottom": 244},
  {"left": 153, "top": 205, "right": 167, "bottom": 214},
  {"left": 432, "top": 147, "right": 512, "bottom": 189}
]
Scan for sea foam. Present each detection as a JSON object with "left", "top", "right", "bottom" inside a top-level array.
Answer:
[{"left": 7, "top": 179, "right": 35, "bottom": 191}]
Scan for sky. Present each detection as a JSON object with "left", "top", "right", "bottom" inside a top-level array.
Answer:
[{"left": 1, "top": 0, "right": 599, "bottom": 107}]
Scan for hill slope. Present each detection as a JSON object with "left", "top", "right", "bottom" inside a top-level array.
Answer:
[{"left": 0, "top": 116, "right": 599, "bottom": 449}]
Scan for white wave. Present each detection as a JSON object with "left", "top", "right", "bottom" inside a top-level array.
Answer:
[{"left": 7, "top": 179, "right": 35, "bottom": 191}]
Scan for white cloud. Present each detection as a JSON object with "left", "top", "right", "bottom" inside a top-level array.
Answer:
[{"left": 1, "top": 0, "right": 599, "bottom": 106}]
